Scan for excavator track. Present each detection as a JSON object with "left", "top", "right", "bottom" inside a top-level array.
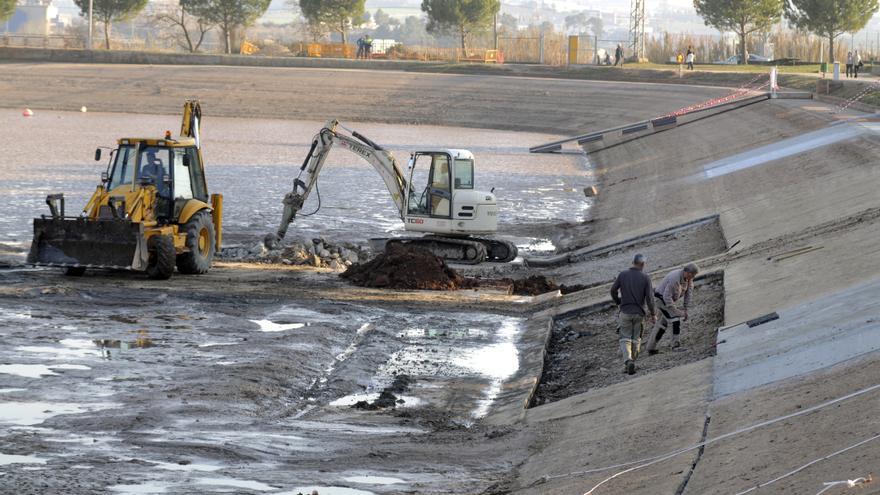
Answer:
[
  {"left": 473, "top": 237, "right": 519, "bottom": 263},
  {"left": 386, "top": 236, "right": 487, "bottom": 264}
]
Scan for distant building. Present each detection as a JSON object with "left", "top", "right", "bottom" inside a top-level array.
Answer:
[{"left": 6, "top": 0, "right": 60, "bottom": 35}]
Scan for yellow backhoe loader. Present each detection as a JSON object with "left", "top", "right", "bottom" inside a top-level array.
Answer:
[{"left": 27, "top": 100, "right": 222, "bottom": 279}]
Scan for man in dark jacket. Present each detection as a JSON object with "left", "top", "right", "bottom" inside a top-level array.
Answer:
[
  {"left": 614, "top": 44, "right": 624, "bottom": 66},
  {"left": 610, "top": 254, "right": 656, "bottom": 374}
]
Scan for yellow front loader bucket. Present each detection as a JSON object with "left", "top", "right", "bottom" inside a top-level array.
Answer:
[{"left": 28, "top": 218, "right": 149, "bottom": 271}]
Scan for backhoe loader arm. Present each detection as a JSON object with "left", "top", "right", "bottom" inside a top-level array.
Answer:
[
  {"left": 266, "top": 120, "right": 409, "bottom": 248},
  {"left": 180, "top": 99, "right": 202, "bottom": 147}
]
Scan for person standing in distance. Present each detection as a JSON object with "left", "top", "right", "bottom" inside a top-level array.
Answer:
[{"left": 610, "top": 254, "right": 657, "bottom": 375}]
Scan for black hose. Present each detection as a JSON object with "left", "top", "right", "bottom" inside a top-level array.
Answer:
[{"left": 299, "top": 179, "right": 321, "bottom": 217}]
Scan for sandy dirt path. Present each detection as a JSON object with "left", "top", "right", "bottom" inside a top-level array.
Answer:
[{"left": 0, "top": 63, "right": 729, "bottom": 135}]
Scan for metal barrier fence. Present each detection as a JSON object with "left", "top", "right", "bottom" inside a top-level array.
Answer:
[{"left": 1, "top": 34, "right": 83, "bottom": 49}]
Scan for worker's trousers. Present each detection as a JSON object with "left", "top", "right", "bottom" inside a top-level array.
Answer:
[
  {"left": 645, "top": 294, "right": 681, "bottom": 352},
  {"left": 618, "top": 312, "right": 645, "bottom": 363}
]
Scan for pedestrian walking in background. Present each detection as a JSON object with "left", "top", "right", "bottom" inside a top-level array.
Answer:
[
  {"left": 610, "top": 254, "right": 657, "bottom": 375},
  {"left": 364, "top": 35, "right": 373, "bottom": 59},
  {"left": 846, "top": 51, "right": 854, "bottom": 78},
  {"left": 854, "top": 50, "right": 863, "bottom": 78},
  {"left": 615, "top": 44, "right": 624, "bottom": 67},
  {"left": 686, "top": 46, "right": 695, "bottom": 70},
  {"left": 645, "top": 263, "right": 699, "bottom": 354},
  {"left": 356, "top": 37, "right": 365, "bottom": 59}
]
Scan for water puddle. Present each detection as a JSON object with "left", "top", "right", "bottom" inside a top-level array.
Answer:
[
  {"left": 0, "top": 309, "right": 32, "bottom": 319},
  {"left": 379, "top": 314, "right": 523, "bottom": 419},
  {"left": 278, "top": 488, "right": 375, "bottom": 495},
  {"left": 287, "top": 420, "right": 423, "bottom": 435},
  {"left": 195, "top": 477, "right": 278, "bottom": 491},
  {"left": 42, "top": 431, "right": 119, "bottom": 446},
  {"left": 198, "top": 342, "right": 240, "bottom": 348},
  {"left": 343, "top": 475, "right": 405, "bottom": 485},
  {"left": 455, "top": 319, "right": 521, "bottom": 418},
  {"left": 0, "top": 363, "right": 92, "bottom": 378},
  {"left": 94, "top": 331, "right": 155, "bottom": 357},
  {"left": 0, "top": 453, "right": 48, "bottom": 465},
  {"left": 18, "top": 338, "right": 101, "bottom": 359},
  {"left": 108, "top": 481, "right": 171, "bottom": 494},
  {"left": 50, "top": 364, "right": 91, "bottom": 371},
  {"left": 0, "top": 364, "right": 57, "bottom": 378},
  {"left": 249, "top": 319, "right": 306, "bottom": 332},
  {"left": 0, "top": 401, "right": 116, "bottom": 426},
  {"left": 329, "top": 393, "right": 422, "bottom": 408},
  {"left": 148, "top": 459, "right": 222, "bottom": 472},
  {"left": 519, "top": 238, "right": 556, "bottom": 253}
]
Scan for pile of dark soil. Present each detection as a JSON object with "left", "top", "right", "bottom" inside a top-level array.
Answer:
[
  {"left": 353, "top": 375, "right": 414, "bottom": 410},
  {"left": 341, "top": 243, "right": 477, "bottom": 290},
  {"left": 507, "top": 275, "right": 587, "bottom": 296}
]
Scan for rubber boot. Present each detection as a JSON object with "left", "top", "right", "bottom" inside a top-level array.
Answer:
[
  {"left": 672, "top": 334, "right": 683, "bottom": 351},
  {"left": 646, "top": 321, "right": 663, "bottom": 355},
  {"left": 620, "top": 339, "right": 633, "bottom": 362}
]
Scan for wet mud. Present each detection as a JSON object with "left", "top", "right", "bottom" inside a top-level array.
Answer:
[
  {"left": 506, "top": 275, "right": 586, "bottom": 296},
  {"left": 531, "top": 274, "right": 725, "bottom": 406}
]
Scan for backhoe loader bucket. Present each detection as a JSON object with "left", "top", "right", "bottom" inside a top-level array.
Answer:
[{"left": 28, "top": 218, "right": 148, "bottom": 271}]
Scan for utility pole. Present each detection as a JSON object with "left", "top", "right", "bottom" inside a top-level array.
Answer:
[
  {"left": 87, "top": 0, "right": 93, "bottom": 50},
  {"left": 628, "top": 0, "right": 645, "bottom": 61},
  {"left": 493, "top": 12, "right": 497, "bottom": 50}
]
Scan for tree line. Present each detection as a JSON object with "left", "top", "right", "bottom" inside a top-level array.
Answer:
[
  {"left": 694, "top": 0, "right": 879, "bottom": 63},
  {"left": 1, "top": 0, "right": 877, "bottom": 63}
]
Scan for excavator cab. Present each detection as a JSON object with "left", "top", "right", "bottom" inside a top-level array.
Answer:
[
  {"left": 403, "top": 149, "right": 498, "bottom": 234},
  {"left": 28, "top": 100, "right": 223, "bottom": 279}
]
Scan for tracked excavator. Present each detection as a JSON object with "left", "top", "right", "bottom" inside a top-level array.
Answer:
[
  {"left": 266, "top": 121, "right": 517, "bottom": 264},
  {"left": 27, "top": 100, "right": 223, "bottom": 279}
]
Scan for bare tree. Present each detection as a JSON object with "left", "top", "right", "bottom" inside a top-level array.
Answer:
[{"left": 154, "top": 1, "right": 215, "bottom": 52}]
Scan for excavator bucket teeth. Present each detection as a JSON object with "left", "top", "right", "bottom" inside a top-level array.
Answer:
[{"left": 28, "top": 218, "right": 148, "bottom": 271}]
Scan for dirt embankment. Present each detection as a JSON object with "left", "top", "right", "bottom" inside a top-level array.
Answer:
[
  {"left": 341, "top": 243, "right": 477, "bottom": 290},
  {"left": 0, "top": 63, "right": 729, "bottom": 135},
  {"left": 531, "top": 274, "right": 725, "bottom": 406}
]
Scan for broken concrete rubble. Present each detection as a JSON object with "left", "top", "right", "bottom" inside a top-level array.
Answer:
[{"left": 219, "top": 237, "right": 368, "bottom": 270}]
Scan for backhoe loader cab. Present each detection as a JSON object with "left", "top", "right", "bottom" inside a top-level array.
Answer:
[{"left": 28, "top": 100, "right": 223, "bottom": 279}]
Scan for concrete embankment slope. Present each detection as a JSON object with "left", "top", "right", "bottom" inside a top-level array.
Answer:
[{"left": 511, "top": 97, "right": 880, "bottom": 493}]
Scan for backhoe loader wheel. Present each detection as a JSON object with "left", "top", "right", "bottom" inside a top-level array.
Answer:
[
  {"left": 146, "top": 235, "right": 175, "bottom": 280},
  {"left": 176, "top": 211, "right": 215, "bottom": 275},
  {"left": 64, "top": 267, "right": 86, "bottom": 277}
]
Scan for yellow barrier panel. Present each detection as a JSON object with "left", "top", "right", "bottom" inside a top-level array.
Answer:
[
  {"left": 568, "top": 36, "right": 578, "bottom": 65},
  {"left": 240, "top": 40, "right": 258, "bottom": 55}
]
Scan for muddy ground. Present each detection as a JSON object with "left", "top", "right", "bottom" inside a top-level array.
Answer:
[
  {"left": 532, "top": 275, "right": 724, "bottom": 406},
  {"left": 0, "top": 277, "right": 529, "bottom": 494}
]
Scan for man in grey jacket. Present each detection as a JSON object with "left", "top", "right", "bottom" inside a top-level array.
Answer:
[
  {"left": 645, "top": 263, "right": 699, "bottom": 354},
  {"left": 610, "top": 254, "right": 657, "bottom": 375}
]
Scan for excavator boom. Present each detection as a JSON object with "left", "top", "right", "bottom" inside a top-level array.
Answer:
[{"left": 266, "top": 121, "right": 408, "bottom": 247}]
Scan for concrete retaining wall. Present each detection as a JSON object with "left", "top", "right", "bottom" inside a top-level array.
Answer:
[{"left": 0, "top": 46, "right": 441, "bottom": 71}]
